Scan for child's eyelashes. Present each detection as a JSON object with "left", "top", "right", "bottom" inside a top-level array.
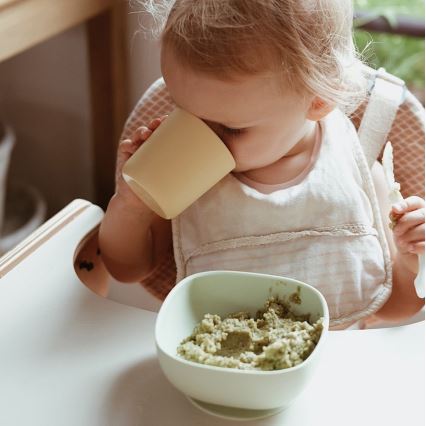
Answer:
[
  {"left": 222, "top": 126, "right": 245, "bottom": 137},
  {"left": 204, "top": 120, "right": 247, "bottom": 139}
]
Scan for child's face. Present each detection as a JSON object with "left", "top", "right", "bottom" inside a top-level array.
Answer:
[{"left": 161, "top": 50, "right": 315, "bottom": 173}]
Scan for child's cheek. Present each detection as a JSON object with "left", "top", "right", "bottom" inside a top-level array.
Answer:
[{"left": 226, "top": 140, "right": 261, "bottom": 171}]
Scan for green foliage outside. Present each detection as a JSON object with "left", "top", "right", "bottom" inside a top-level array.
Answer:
[{"left": 353, "top": 0, "right": 425, "bottom": 94}]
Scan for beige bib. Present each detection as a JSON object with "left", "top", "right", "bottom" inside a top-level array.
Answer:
[{"left": 172, "top": 109, "right": 392, "bottom": 329}]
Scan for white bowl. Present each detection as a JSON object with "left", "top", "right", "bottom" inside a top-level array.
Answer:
[{"left": 155, "top": 270, "right": 329, "bottom": 411}]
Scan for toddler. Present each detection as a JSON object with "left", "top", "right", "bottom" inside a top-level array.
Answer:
[{"left": 99, "top": 0, "right": 425, "bottom": 330}]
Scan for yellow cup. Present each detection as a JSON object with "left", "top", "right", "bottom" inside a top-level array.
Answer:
[{"left": 122, "top": 107, "right": 236, "bottom": 219}]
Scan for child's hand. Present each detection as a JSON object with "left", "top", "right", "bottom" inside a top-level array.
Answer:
[
  {"left": 115, "top": 115, "right": 168, "bottom": 209},
  {"left": 391, "top": 196, "right": 425, "bottom": 274}
]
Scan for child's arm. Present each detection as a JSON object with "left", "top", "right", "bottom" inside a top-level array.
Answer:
[
  {"left": 98, "top": 117, "right": 172, "bottom": 283},
  {"left": 370, "top": 161, "right": 425, "bottom": 322}
]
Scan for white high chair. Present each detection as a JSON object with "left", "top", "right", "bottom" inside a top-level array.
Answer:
[
  {"left": 0, "top": 199, "right": 423, "bottom": 424},
  {"left": 112, "top": 65, "right": 426, "bottom": 303},
  {"left": 0, "top": 64, "right": 422, "bottom": 319},
  {"left": 1, "top": 66, "right": 424, "bottom": 316}
]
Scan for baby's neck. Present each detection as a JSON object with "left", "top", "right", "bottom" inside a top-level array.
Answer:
[{"left": 241, "top": 121, "right": 319, "bottom": 186}]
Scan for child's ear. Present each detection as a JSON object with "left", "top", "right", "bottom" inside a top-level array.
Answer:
[{"left": 306, "top": 97, "right": 335, "bottom": 121}]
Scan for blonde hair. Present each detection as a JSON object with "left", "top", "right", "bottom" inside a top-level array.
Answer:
[{"left": 138, "top": 0, "right": 368, "bottom": 114}]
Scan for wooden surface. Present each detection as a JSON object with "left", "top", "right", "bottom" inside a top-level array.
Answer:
[
  {"left": 0, "top": 0, "right": 22, "bottom": 10},
  {"left": 0, "top": 0, "right": 116, "bottom": 62},
  {"left": 0, "top": 0, "right": 129, "bottom": 208},
  {"left": 87, "top": 3, "right": 129, "bottom": 209}
]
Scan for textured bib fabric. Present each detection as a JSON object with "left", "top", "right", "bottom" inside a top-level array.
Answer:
[{"left": 172, "top": 109, "right": 392, "bottom": 329}]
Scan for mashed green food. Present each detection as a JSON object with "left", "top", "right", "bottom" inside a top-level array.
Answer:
[{"left": 177, "top": 296, "right": 323, "bottom": 371}]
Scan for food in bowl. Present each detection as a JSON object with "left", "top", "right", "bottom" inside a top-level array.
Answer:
[
  {"left": 177, "top": 292, "right": 324, "bottom": 371},
  {"left": 156, "top": 271, "right": 329, "bottom": 411}
]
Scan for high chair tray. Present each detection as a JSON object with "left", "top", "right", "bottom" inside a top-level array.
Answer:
[{"left": 0, "top": 200, "right": 424, "bottom": 425}]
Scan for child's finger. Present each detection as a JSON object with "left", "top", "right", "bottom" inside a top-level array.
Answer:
[
  {"left": 131, "top": 126, "right": 152, "bottom": 144},
  {"left": 403, "top": 223, "right": 424, "bottom": 244},
  {"left": 119, "top": 139, "right": 134, "bottom": 155},
  {"left": 395, "top": 223, "right": 425, "bottom": 252},
  {"left": 147, "top": 115, "right": 168, "bottom": 131},
  {"left": 131, "top": 126, "right": 146, "bottom": 143},
  {"left": 147, "top": 119, "right": 162, "bottom": 132},
  {"left": 120, "top": 138, "right": 145, "bottom": 156},
  {"left": 392, "top": 196, "right": 425, "bottom": 215},
  {"left": 393, "top": 208, "right": 425, "bottom": 236}
]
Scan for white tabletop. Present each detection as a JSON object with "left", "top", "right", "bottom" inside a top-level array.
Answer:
[{"left": 0, "top": 201, "right": 424, "bottom": 426}]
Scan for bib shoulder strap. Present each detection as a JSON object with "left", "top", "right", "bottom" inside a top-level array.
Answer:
[{"left": 358, "top": 67, "right": 406, "bottom": 168}]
